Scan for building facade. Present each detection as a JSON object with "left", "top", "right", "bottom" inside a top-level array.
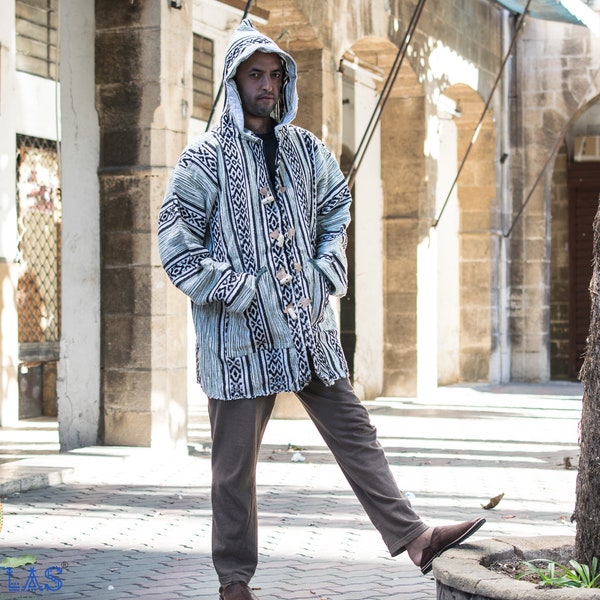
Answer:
[{"left": 0, "top": 0, "right": 598, "bottom": 450}]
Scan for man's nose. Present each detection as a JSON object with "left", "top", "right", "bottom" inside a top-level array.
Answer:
[{"left": 260, "top": 75, "right": 273, "bottom": 90}]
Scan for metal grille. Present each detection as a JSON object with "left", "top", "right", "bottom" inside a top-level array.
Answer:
[{"left": 16, "top": 134, "right": 61, "bottom": 360}]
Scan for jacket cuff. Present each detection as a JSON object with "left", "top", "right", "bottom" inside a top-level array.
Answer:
[
  {"left": 310, "top": 257, "right": 346, "bottom": 297},
  {"left": 225, "top": 272, "right": 256, "bottom": 313}
]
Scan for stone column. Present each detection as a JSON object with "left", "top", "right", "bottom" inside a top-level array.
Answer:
[
  {"left": 381, "top": 93, "right": 426, "bottom": 397},
  {"left": 96, "top": 0, "right": 191, "bottom": 448}
]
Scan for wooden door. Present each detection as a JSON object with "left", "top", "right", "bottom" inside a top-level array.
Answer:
[{"left": 568, "top": 161, "right": 600, "bottom": 379}]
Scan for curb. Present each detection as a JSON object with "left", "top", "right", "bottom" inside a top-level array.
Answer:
[
  {"left": 0, "top": 446, "right": 188, "bottom": 497},
  {"left": 433, "top": 536, "right": 600, "bottom": 599}
]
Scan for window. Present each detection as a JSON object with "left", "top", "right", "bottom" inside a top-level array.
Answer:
[
  {"left": 16, "top": 134, "right": 61, "bottom": 353},
  {"left": 16, "top": 0, "right": 58, "bottom": 80},
  {"left": 193, "top": 34, "right": 214, "bottom": 121}
]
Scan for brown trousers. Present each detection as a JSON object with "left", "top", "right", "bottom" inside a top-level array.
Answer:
[{"left": 208, "top": 376, "right": 427, "bottom": 586}]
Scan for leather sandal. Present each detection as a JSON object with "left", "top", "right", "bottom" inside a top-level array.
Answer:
[
  {"left": 219, "top": 581, "right": 259, "bottom": 600},
  {"left": 420, "top": 517, "right": 486, "bottom": 574}
]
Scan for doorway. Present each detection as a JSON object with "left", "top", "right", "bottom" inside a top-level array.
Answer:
[{"left": 568, "top": 159, "right": 600, "bottom": 378}]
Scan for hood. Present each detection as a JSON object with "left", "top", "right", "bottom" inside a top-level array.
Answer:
[{"left": 222, "top": 19, "right": 298, "bottom": 133}]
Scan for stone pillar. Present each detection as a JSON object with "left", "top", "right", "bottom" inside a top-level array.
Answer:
[
  {"left": 381, "top": 93, "right": 426, "bottom": 397},
  {"left": 96, "top": 0, "right": 191, "bottom": 448}
]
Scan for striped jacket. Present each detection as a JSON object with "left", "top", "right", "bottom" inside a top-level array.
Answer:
[{"left": 158, "top": 20, "right": 351, "bottom": 400}]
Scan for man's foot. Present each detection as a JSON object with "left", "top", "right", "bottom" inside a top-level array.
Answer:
[
  {"left": 219, "top": 582, "right": 259, "bottom": 600},
  {"left": 418, "top": 517, "right": 486, "bottom": 574}
]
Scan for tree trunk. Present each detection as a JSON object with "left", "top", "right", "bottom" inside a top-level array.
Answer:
[{"left": 573, "top": 196, "right": 600, "bottom": 565}]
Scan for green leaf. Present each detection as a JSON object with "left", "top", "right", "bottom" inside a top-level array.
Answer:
[
  {"left": 518, "top": 558, "right": 600, "bottom": 589},
  {"left": 0, "top": 555, "right": 37, "bottom": 568}
]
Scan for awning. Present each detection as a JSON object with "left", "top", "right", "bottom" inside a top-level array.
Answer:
[{"left": 493, "top": 0, "right": 600, "bottom": 34}]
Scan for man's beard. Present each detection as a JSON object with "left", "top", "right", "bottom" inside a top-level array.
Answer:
[{"left": 250, "top": 98, "right": 277, "bottom": 117}]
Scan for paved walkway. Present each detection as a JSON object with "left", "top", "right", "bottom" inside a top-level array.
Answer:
[{"left": 0, "top": 382, "right": 584, "bottom": 599}]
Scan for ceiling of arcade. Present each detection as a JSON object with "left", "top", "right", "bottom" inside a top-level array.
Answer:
[{"left": 343, "top": 37, "right": 423, "bottom": 99}]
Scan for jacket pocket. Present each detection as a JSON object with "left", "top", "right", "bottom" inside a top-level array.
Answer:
[
  {"left": 225, "top": 271, "right": 293, "bottom": 358},
  {"left": 305, "top": 260, "right": 331, "bottom": 326},
  {"left": 192, "top": 300, "right": 222, "bottom": 356}
]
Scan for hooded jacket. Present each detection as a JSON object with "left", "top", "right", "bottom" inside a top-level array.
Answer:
[{"left": 158, "top": 20, "right": 351, "bottom": 400}]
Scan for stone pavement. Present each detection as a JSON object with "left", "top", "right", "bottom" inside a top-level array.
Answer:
[{"left": 0, "top": 382, "right": 584, "bottom": 599}]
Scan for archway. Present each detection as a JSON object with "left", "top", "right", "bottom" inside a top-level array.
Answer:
[{"left": 551, "top": 96, "right": 600, "bottom": 380}]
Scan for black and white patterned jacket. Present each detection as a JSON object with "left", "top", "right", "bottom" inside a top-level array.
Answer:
[{"left": 158, "top": 20, "right": 351, "bottom": 400}]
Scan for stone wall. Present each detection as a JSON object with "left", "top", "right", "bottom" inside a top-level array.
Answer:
[{"left": 510, "top": 18, "right": 600, "bottom": 382}]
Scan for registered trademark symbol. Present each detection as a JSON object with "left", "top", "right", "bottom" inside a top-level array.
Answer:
[{"left": 61, "top": 561, "right": 68, "bottom": 569}]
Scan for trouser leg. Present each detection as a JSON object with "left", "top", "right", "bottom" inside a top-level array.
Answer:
[
  {"left": 296, "top": 376, "right": 428, "bottom": 556},
  {"left": 208, "top": 395, "right": 276, "bottom": 586}
]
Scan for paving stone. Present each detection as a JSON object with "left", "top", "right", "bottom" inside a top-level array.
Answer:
[{"left": 0, "top": 383, "right": 583, "bottom": 599}]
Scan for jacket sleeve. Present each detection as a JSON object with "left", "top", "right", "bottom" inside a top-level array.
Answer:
[
  {"left": 157, "top": 149, "right": 256, "bottom": 313},
  {"left": 310, "top": 141, "right": 352, "bottom": 297}
]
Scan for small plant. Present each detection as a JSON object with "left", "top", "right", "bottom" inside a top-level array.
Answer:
[{"left": 517, "top": 557, "right": 600, "bottom": 589}]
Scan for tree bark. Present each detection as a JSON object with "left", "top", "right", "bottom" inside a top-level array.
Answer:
[{"left": 573, "top": 196, "right": 600, "bottom": 565}]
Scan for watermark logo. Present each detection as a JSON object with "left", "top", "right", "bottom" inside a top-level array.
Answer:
[
  {"left": 0, "top": 502, "right": 65, "bottom": 594},
  {"left": 1, "top": 566, "right": 63, "bottom": 593},
  {"left": 0, "top": 562, "right": 65, "bottom": 594}
]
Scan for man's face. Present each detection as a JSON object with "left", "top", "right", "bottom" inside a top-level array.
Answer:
[{"left": 234, "top": 51, "right": 284, "bottom": 120}]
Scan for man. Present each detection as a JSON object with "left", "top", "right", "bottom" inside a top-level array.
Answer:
[{"left": 158, "top": 19, "right": 485, "bottom": 600}]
